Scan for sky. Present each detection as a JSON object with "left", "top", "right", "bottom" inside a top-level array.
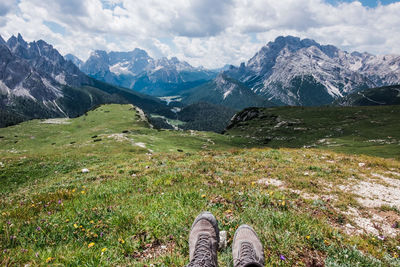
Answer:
[{"left": 0, "top": 0, "right": 400, "bottom": 68}]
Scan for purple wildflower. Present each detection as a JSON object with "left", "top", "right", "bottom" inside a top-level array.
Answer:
[
  {"left": 47, "top": 211, "right": 52, "bottom": 215},
  {"left": 58, "top": 200, "right": 62, "bottom": 204},
  {"left": 36, "top": 226, "right": 41, "bottom": 231},
  {"left": 280, "top": 254, "right": 286, "bottom": 260},
  {"left": 377, "top": 235, "right": 385, "bottom": 241},
  {"left": 100, "top": 232, "right": 104, "bottom": 237}
]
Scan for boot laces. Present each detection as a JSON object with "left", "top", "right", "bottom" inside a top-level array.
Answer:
[
  {"left": 188, "top": 233, "right": 216, "bottom": 267},
  {"left": 235, "top": 242, "right": 258, "bottom": 267}
]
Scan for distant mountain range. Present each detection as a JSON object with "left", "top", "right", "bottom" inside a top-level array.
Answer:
[
  {"left": 1, "top": 33, "right": 399, "bottom": 131},
  {"left": 0, "top": 34, "right": 174, "bottom": 127},
  {"left": 225, "top": 36, "right": 400, "bottom": 106},
  {"left": 67, "top": 36, "right": 400, "bottom": 108},
  {"left": 71, "top": 49, "right": 217, "bottom": 96}
]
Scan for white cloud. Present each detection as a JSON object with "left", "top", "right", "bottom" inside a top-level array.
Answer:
[{"left": 0, "top": 0, "right": 400, "bottom": 68}]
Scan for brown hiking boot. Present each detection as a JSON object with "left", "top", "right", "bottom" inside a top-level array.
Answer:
[
  {"left": 232, "top": 224, "right": 265, "bottom": 267},
  {"left": 186, "top": 211, "right": 219, "bottom": 267}
]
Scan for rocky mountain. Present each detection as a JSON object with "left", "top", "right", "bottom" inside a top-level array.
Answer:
[
  {"left": 336, "top": 85, "right": 400, "bottom": 106},
  {"left": 75, "top": 49, "right": 217, "bottom": 96},
  {"left": 0, "top": 34, "right": 175, "bottom": 127},
  {"left": 225, "top": 36, "right": 400, "bottom": 106},
  {"left": 181, "top": 74, "right": 274, "bottom": 110},
  {"left": 65, "top": 53, "right": 84, "bottom": 69}
]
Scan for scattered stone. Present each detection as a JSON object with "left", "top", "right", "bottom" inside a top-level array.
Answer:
[
  {"left": 40, "top": 118, "right": 71, "bottom": 124},
  {"left": 358, "top": 163, "right": 366, "bottom": 167},
  {"left": 82, "top": 168, "right": 89, "bottom": 173},
  {"left": 219, "top": 231, "right": 227, "bottom": 250},
  {"left": 93, "top": 139, "right": 102, "bottom": 142},
  {"left": 257, "top": 178, "right": 284, "bottom": 187},
  {"left": 135, "top": 142, "right": 146, "bottom": 148}
]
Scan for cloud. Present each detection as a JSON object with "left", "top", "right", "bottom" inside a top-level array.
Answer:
[{"left": 0, "top": 0, "right": 400, "bottom": 68}]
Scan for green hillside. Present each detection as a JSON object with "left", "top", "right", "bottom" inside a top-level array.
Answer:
[
  {"left": 225, "top": 105, "right": 400, "bottom": 159},
  {"left": 0, "top": 78, "right": 174, "bottom": 128},
  {"left": 0, "top": 104, "right": 399, "bottom": 266},
  {"left": 336, "top": 85, "right": 400, "bottom": 106}
]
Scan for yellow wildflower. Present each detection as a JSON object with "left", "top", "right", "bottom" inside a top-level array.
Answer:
[
  {"left": 118, "top": 238, "right": 125, "bottom": 244},
  {"left": 101, "top": 248, "right": 107, "bottom": 253},
  {"left": 65, "top": 219, "right": 70, "bottom": 223},
  {"left": 201, "top": 194, "right": 206, "bottom": 198},
  {"left": 88, "top": 242, "right": 95, "bottom": 248},
  {"left": 306, "top": 235, "right": 310, "bottom": 240},
  {"left": 90, "top": 220, "right": 94, "bottom": 224},
  {"left": 225, "top": 209, "right": 232, "bottom": 213},
  {"left": 282, "top": 201, "right": 286, "bottom": 206},
  {"left": 73, "top": 223, "right": 78, "bottom": 229},
  {"left": 251, "top": 181, "right": 256, "bottom": 186},
  {"left": 46, "top": 257, "right": 54, "bottom": 263},
  {"left": 72, "top": 189, "right": 76, "bottom": 193},
  {"left": 81, "top": 190, "right": 85, "bottom": 194}
]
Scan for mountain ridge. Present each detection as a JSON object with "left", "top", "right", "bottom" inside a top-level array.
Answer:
[{"left": 225, "top": 36, "right": 400, "bottom": 106}]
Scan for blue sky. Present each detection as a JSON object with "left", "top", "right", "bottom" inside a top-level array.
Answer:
[
  {"left": 327, "top": 0, "right": 398, "bottom": 6},
  {"left": 1, "top": 0, "right": 400, "bottom": 68}
]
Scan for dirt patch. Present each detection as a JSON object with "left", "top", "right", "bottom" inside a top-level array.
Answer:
[{"left": 129, "top": 241, "right": 176, "bottom": 260}]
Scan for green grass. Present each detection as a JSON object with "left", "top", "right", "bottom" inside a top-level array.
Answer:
[
  {"left": 226, "top": 105, "right": 400, "bottom": 159},
  {"left": 1, "top": 104, "right": 399, "bottom": 266}
]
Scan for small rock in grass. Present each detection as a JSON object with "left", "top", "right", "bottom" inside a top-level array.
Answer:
[
  {"left": 0, "top": 162, "right": 4, "bottom": 167},
  {"left": 219, "top": 231, "right": 227, "bottom": 250},
  {"left": 160, "top": 245, "right": 167, "bottom": 250},
  {"left": 82, "top": 168, "right": 90, "bottom": 173},
  {"left": 358, "top": 163, "right": 366, "bottom": 167}
]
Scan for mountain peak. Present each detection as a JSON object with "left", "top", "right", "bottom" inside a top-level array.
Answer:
[{"left": 0, "top": 35, "right": 5, "bottom": 45}]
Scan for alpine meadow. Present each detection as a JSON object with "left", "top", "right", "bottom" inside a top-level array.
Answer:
[{"left": 1, "top": 0, "right": 400, "bottom": 266}]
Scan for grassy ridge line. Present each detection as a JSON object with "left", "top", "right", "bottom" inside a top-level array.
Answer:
[
  {"left": 0, "top": 104, "right": 399, "bottom": 266},
  {"left": 225, "top": 105, "right": 400, "bottom": 159}
]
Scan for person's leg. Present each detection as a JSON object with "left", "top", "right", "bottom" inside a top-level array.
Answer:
[
  {"left": 185, "top": 211, "right": 219, "bottom": 267},
  {"left": 232, "top": 224, "right": 265, "bottom": 267}
]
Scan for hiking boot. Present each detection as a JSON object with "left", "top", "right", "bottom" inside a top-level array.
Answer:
[
  {"left": 232, "top": 224, "right": 265, "bottom": 267},
  {"left": 187, "top": 211, "right": 219, "bottom": 267}
]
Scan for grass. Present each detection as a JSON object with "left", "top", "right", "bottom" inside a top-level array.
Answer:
[
  {"left": 226, "top": 105, "right": 400, "bottom": 159},
  {"left": 0, "top": 104, "right": 399, "bottom": 266}
]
